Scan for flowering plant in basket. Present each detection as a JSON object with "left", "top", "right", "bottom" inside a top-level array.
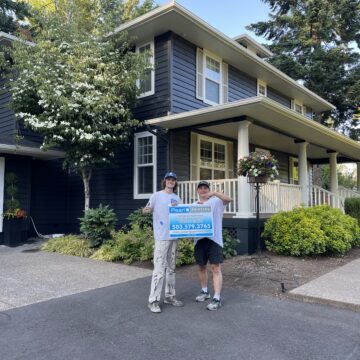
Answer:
[{"left": 238, "top": 152, "right": 279, "bottom": 180}]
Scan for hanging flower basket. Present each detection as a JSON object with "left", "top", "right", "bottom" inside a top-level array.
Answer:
[{"left": 238, "top": 152, "right": 279, "bottom": 182}]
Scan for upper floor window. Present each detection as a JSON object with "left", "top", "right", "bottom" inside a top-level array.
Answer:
[
  {"left": 134, "top": 131, "right": 157, "bottom": 199},
  {"left": 257, "top": 80, "right": 267, "bottom": 97},
  {"left": 136, "top": 40, "right": 154, "bottom": 98},
  {"left": 196, "top": 48, "right": 228, "bottom": 105},
  {"left": 293, "top": 99, "right": 304, "bottom": 115}
]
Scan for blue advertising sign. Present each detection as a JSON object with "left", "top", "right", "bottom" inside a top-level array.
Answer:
[{"left": 169, "top": 205, "right": 213, "bottom": 238}]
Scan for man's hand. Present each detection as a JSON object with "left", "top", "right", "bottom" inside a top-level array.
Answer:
[{"left": 142, "top": 206, "right": 152, "bottom": 214}]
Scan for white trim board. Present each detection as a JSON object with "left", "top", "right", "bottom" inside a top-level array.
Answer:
[{"left": 0, "top": 157, "right": 5, "bottom": 232}]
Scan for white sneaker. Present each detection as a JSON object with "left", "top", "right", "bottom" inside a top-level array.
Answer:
[{"left": 148, "top": 301, "right": 161, "bottom": 313}]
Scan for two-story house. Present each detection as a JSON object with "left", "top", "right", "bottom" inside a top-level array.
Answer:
[{"left": 1, "top": 2, "right": 360, "bottom": 252}]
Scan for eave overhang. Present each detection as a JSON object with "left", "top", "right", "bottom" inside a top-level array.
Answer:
[
  {"left": 145, "top": 97, "right": 360, "bottom": 162},
  {"left": 114, "top": 2, "right": 335, "bottom": 113},
  {"left": 0, "top": 144, "right": 64, "bottom": 160}
]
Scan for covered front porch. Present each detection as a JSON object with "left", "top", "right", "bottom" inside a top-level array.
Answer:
[{"left": 147, "top": 97, "right": 360, "bottom": 217}]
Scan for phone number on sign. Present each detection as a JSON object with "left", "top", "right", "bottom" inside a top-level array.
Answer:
[{"left": 170, "top": 223, "right": 211, "bottom": 230}]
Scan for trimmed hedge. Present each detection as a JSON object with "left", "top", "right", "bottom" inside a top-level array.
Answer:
[
  {"left": 263, "top": 205, "right": 360, "bottom": 256},
  {"left": 345, "top": 197, "right": 360, "bottom": 226}
]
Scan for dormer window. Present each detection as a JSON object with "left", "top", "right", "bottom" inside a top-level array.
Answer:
[
  {"left": 136, "top": 40, "right": 154, "bottom": 98},
  {"left": 257, "top": 80, "right": 267, "bottom": 97},
  {"left": 292, "top": 99, "right": 304, "bottom": 115},
  {"left": 196, "top": 48, "right": 228, "bottom": 105}
]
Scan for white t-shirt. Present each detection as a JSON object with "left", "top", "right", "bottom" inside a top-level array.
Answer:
[
  {"left": 149, "top": 191, "right": 181, "bottom": 241},
  {"left": 192, "top": 196, "right": 225, "bottom": 247}
]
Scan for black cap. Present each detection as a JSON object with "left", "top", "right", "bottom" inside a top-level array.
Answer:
[{"left": 197, "top": 180, "right": 210, "bottom": 189}]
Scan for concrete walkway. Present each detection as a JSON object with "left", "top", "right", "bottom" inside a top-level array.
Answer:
[{"left": 290, "top": 258, "right": 360, "bottom": 311}]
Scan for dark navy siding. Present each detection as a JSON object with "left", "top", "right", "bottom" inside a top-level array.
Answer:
[
  {"left": 0, "top": 78, "right": 15, "bottom": 136},
  {"left": 171, "top": 34, "right": 208, "bottom": 113},
  {"left": 170, "top": 130, "right": 190, "bottom": 181},
  {"left": 267, "top": 86, "right": 291, "bottom": 108},
  {"left": 228, "top": 66, "right": 257, "bottom": 101},
  {"left": 132, "top": 32, "right": 171, "bottom": 121}
]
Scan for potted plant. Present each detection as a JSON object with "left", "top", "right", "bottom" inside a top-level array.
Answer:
[
  {"left": 2, "top": 172, "right": 28, "bottom": 247},
  {"left": 238, "top": 152, "right": 279, "bottom": 183}
]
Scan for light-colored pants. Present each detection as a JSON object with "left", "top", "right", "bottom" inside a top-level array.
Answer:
[{"left": 148, "top": 240, "right": 178, "bottom": 303}]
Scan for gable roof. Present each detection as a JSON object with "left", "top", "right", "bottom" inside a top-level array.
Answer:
[{"left": 114, "top": 1, "right": 335, "bottom": 113}]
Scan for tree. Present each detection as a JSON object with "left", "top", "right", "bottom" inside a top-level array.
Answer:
[
  {"left": 247, "top": 0, "right": 360, "bottom": 140},
  {"left": 321, "top": 165, "right": 356, "bottom": 190},
  {"left": 4, "top": 4, "right": 151, "bottom": 211},
  {"left": 0, "top": 0, "right": 30, "bottom": 34}
]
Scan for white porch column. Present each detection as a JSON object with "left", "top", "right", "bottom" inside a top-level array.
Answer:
[
  {"left": 297, "top": 141, "right": 309, "bottom": 205},
  {"left": 329, "top": 152, "right": 338, "bottom": 194},
  {"left": 357, "top": 162, "right": 360, "bottom": 191},
  {"left": 235, "top": 120, "right": 253, "bottom": 217}
]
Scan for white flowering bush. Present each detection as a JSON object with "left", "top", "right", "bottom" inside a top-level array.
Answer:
[
  {"left": 238, "top": 152, "right": 279, "bottom": 179},
  {"left": 3, "top": 11, "right": 150, "bottom": 210}
]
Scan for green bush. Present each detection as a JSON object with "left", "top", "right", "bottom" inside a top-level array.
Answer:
[
  {"left": 223, "top": 229, "right": 240, "bottom": 259},
  {"left": 345, "top": 197, "right": 360, "bottom": 226},
  {"left": 41, "top": 235, "right": 94, "bottom": 257},
  {"left": 91, "top": 225, "right": 154, "bottom": 264},
  {"left": 176, "top": 239, "right": 195, "bottom": 266},
  {"left": 263, "top": 206, "right": 360, "bottom": 256},
  {"left": 79, "top": 204, "right": 117, "bottom": 247},
  {"left": 127, "top": 208, "right": 153, "bottom": 229}
]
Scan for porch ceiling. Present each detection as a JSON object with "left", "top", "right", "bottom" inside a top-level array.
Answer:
[{"left": 146, "top": 97, "right": 360, "bottom": 162}]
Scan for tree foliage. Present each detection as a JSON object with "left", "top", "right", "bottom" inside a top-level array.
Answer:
[
  {"left": 247, "top": 0, "right": 360, "bottom": 139},
  {"left": 0, "top": 0, "right": 30, "bottom": 33},
  {"left": 3, "top": 1, "right": 153, "bottom": 211}
]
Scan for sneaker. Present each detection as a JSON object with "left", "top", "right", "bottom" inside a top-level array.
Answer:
[
  {"left": 206, "top": 298, "right": 222, "bottom": 311},
  {"left": 148, "top": 301, "right": 161, "bottom": 313},
  {"left": 195, "top": 290, "right": 211, "bottom": 302},
  {"left": 164, "top": 296, "right": 184, "bottom": 307}
]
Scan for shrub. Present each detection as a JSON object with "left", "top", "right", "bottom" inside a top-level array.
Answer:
[
  {"left": 41, "top": 235, "right": 94, "bottom": 257},
  {"left": 345, "top": 197, "right": 360, "bottom": 226},
  {"left": 263, "top": 206, "right": 360, "bottom": 256},
  {"left": 79, "top": 204, "right": 117, "bottom": 247},
  {"left": 92, "top": 225, "right": 154, "bottom": 264},
  {"left": 223, "top": 229, "right": 240, "bottom": 259},
  {"left": 176, "top": 239, "right": 195, "bottom": 266},
  {"left": 127, "top": 208, "right": 153, "bottom": 229}
]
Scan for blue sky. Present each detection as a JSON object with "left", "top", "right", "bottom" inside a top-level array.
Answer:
[{"left": 155, "top": 0, "right": 272, "bottom": 43}]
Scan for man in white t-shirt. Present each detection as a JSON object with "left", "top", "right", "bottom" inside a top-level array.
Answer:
[
  {"left": 193, "top": 180, "right": 231, "bottom": 310},
  {"left": 143, "top": 172, "right": 184, "bottom": 313}
]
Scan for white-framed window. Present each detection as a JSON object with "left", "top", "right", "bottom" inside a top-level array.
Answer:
[
  {"left": 257, "top": 79, "right": 267, "bottom": 97},
  {"left": 198, "top": 135, "right": 227, "bottom": 180},
  {"left": 196, "top": 48, "right": 228, "bottom": 105},
  {"left": 136, "top": 40, "right": 155, "bottom": 98},
  {"left": 292, "top": 99, "right": 304, "bottom": 115},
  {"left": 134, "top": 131, "right": 157, "bottom": 199}
]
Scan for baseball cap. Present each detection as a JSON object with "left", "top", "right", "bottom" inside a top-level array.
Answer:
[
  {"left": 197, "top": 180, "right": 210, "bottom": 189},
  {"left": 164, "top": 171, "right": 177, "bottom": 180}
]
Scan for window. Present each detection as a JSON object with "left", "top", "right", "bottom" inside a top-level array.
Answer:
[
  {"left": 196, "top": 49, "right": 228, "bottom": 105},
  {"left": 289, "top": 157, "right": 299, "bottom": 185},
  {"left": 134, "top": 132, "right": 157, "bottom": 199},
  {"left": 198, "top": 135, "right": 227, "bottom": 180},
  {"left": 136, "top": 41, "right": 154, "bottom": 97},
  {"left": 257, "top": 80, "right": 267, "bottom": 97},
  {"left": 293, "top": 99, "right": 304, "bottom": 115},
  {"left": 0, "top": 157, "right": 4, "bottom": 232}
]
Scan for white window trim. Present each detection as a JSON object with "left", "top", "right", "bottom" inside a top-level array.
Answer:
[
  {"left": 203, "top": 50, "right": 223, "bottom": 106},
  {"left": 136, "top": 40, "right": 155, "bottom": 98},
  {"left": 197, "top": 134, "right": 228, "bottom": 179},
  {"left": 257, "top": 79, "right": 267, "bottom": 97},
  {"left": 133, "top": 131, "right": 157, "bottom": 199},
  {"left": 292, "top": 99, "right": 304, "bottom": 115}
]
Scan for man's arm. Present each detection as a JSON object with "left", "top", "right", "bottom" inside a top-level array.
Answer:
[{"left": 208, "top": 191, "right": 232, "bottom": 205}]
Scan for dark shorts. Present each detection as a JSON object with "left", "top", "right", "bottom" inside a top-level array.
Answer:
[{"left": 194, "top": 238, "right": 223, "bottom": 266}]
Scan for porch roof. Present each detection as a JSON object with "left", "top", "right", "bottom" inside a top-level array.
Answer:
[
  {"left": 0, "top": 143, "right": 64, "bottom": 159},
  {"left": 114, "top": 2, "right": 334, "bottom": 113},
  {"left": 145, "top": 97, "right": 360, "bottom": 162}
]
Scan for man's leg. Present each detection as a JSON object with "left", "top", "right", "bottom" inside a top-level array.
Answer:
[
  {"left": 198, "top": 265, "right": 208, "bottom": 289},
  {"left": 210, "top": 263, "right": 222, "bottom": 298}
]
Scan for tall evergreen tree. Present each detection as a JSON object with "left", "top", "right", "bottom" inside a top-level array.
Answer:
[
  {"left": 0, "top": 0, "right": 30, "bottom": 34},
  {"left": 247, "top": 0, "right": 360, "bottom": 140}
]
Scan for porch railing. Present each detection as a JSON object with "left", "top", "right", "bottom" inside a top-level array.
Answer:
[
  {"left": 177, "top": 179, "right": 303, "bottom": 214},
  {"left": 338, "top": 186, "right": 360, "bottom": 199},
  {"left": 309, "top": 185, "right": 344, "bottom": 210}
]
